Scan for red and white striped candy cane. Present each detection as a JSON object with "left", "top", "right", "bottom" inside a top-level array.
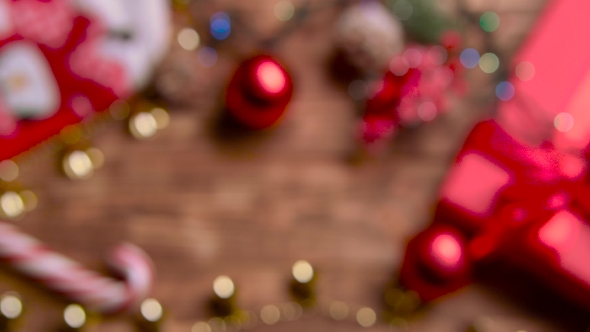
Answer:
[{"left": 0, "top": 221, "right": 154, "bottom": 314}]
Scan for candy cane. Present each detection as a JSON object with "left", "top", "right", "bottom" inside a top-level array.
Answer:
[{"left": 0, "top": 221, "right": 154, "bottom": 314}]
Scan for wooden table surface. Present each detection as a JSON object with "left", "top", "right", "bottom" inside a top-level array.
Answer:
[{"left": 4, "top": 0, "right": 589, "bottom": 331}]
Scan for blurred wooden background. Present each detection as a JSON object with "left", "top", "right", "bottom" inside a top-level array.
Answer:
[{"left": 4, "top": 0, "right": 589, "bottom": 331}]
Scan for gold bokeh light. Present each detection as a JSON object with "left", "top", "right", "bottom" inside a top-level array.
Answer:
[
  {"left": 260, "top": 305, "right": 280, "bottom": 325},
  {"left": 191, "top": 322, "right": 211, "bottom": 332},
  {"left": 0, "top": 293, "right": 22, "bottom": 319},
  {"left": 356, "top": 307, "right": 376, "bottom": 328},
  {"left": 0, "top": 160, "right": 19, "bottom": 182},
  {"left": 177, "top": 28, "right": 200, "bottom": 51},
  {"left": 0, "top": 191, "right": 25, "bottom": 219},
  {"left": 151, "top": 107, "right": 170, "bottom": 130},
  {"left": 130, "top": 112, "right": 159, "bottom": 139},
  {"left": 64, "top": 304, "right": 86, "bottom": 329},
  {"left": 20, "top": 190, "right": 38, "bottom": 212},
  {"left": 281, "top": 302, "right": 302, "bottom": 321},
  {"left": 329, "top": 301, "right": 349, "bottom": 321},
  {"left": 213, "top": 276, "right": 235, "bottom": 299},
  {"left": 63, "top": 151, "right": 94, "bottom": 180},
  {"left": 274, "top": 0, "right": 295, "bottom": 22},
  {"left": 85, "top": 147, "right": 105, "bottom": 170},
  {"left": 292, "top": 260, "right": 314, "bottom": 283},
  {"left": 140, "top": 298, "right": 163, "bottom": 322}
]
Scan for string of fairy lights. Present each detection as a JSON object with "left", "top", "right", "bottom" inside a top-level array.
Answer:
[
  {"left": 187, "top": 260, "right": 418, "bottom": 332},
  {"left": 0, "top": 260, "right": 419, "bottom": 331}
]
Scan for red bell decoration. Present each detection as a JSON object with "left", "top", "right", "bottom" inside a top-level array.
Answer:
[{"left": 225, "top": 55, "right": 294, "bottom": 130}]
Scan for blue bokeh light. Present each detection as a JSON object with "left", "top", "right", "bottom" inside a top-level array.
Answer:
[
  {"left": 210, "top": 12, "right": 231, "bottom": 40},
  {"left": 496, "top": 81, "right": 515, "bottom": 101},
  {"left": 460, "top": 48, "right": 480, "bottom": 69}
]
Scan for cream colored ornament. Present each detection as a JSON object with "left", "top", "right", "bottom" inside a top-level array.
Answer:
[{"left": 335, "top": 1, "right": 405, "bottom": 75}]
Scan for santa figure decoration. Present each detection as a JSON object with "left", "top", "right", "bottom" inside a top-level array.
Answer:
[{"left": 0, "top": 0, "right": 170, "bottom": 161}]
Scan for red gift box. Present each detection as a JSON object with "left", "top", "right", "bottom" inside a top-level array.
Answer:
[
  {"left": 435, "top": 120, "right": 586, "bottom": 234},
  {"left": 400, "top": 0, "right": 590, "bottom": 307},
  {"left": 494, "top": 208, "right": 590, "bottom": 310},
  {"left": 498, "top": 0, "right": 590, "bottom": 154}
]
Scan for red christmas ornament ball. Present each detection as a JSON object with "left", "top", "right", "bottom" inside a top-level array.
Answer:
[
  {"left": 417, "top": 230, "right": 467, "bottom": 281},
  {"left": 399, "top": 225, "right": 472, "bottom": 302},
  {"left": 225, "top": 55, "right": 294, "bottom": 130}
]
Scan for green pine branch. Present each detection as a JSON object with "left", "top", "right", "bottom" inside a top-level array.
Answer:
[{"left": 387, "top": 0, "right": 456, "bottom": 44}]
